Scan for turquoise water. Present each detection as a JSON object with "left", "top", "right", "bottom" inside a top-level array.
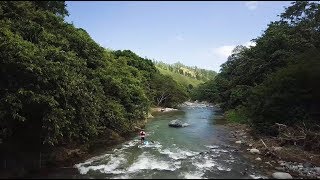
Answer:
[{"left": 46, "top": 104, "right": 268, "bottom": 179}]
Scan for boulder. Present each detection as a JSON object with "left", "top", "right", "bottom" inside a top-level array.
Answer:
[
  {"left": 255, "top": 157, "right": 262, "bottom": 161},
  {"left": 249, "top": 148, "right": 260, "bottom": 154},
  {"left": 168, "top": 120, "right": 189, "bottom": 128},
  {"left": 272, "top": 172, "right": 293, "bottom": 179}
]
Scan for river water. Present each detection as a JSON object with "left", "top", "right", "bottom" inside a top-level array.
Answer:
[{"left": 50, "top": 103, "right": 268, "bottom": 179}]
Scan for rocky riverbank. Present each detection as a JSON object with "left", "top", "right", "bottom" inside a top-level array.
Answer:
[{"left": 226, "top": 123, "right": 320, "bottom": 179}]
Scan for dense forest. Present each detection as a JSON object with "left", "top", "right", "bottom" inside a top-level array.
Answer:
[
  {"left": 0, "top": 1, "right": 190, "bottom": 151},
  {"left": 193, "top": 1, "right": 320, "bottom": 151}
]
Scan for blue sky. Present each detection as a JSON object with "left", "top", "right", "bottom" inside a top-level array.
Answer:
[{"left": 65, "top": 1, "right": 293, "bottom": 72}]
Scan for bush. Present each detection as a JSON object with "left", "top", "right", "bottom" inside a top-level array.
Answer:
[{"left": 225, "top": 106, "right": 249, "bottom": 124}]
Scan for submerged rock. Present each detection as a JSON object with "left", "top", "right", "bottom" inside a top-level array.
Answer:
[{"left": 168, "top": 119, "right": 189, "bottom": 128}]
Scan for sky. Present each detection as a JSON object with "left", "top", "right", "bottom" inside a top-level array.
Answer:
[{"left": 65, "top": 1, "right": 293, "bottom": 72}]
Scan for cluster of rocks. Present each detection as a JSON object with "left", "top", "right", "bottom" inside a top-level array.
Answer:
[
  {"left": 232, "top": 133, "right": 293, "bottom": 179},
  {"left": 230, "top": 126, "right": 320, "bottom": 179},
  {"left": 275, "top": 161, "right": 320, "bottom": 178}
]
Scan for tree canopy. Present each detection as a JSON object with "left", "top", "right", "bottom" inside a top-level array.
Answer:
[
  {"left": 0, "top": 1, "right": 189, "bottom": 147},
  {"left": 192, "top": 1, "right": 320, "bottom": 137}
]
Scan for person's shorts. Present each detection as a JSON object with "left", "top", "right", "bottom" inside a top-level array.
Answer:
[{"left": 141, "top": 137, "right": 145, "bottom": 140}]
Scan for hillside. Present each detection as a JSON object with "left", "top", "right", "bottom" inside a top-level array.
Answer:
[
  {"left": 156, "top": 67, "right": 203, "bottom": 87},
  {"left": 154, "top": 61, "right": 216, "bottom": 87}
]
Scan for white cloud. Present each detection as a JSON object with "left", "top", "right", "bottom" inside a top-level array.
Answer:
[
  {"left": 212, "top": 45, "right": 236, "bottom": 59},
  {"left": 212, "top": 41, "right": 256, "bottom": 59},
  {"left": 208, "top": 41, "right": 256, "bottom": 72},
  {"left": 245, "top": 1, "right": 258, "bottom": 10}
]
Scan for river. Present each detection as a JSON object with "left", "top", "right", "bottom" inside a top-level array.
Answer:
[{"left": 45, "top": 103, "right": 268, "bottom": 179}]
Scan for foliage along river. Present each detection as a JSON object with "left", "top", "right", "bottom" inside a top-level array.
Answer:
[{"left": 47, "top": 103, "right": 268, "bottom": 179}]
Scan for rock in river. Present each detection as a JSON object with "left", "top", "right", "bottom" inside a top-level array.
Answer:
[
  {"left": 272, "top": 172, "right": 292, "bottom": 179},
  {"left": 168, "top": 119, "right": 189, "bottom": 128},
  {"left": 249, "top": 148, "right": 260, "bottom": 154}
]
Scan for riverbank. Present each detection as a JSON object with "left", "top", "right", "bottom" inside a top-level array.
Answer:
[
  {"left": 225, "top": 123, "right": 320, "bottom": 179},
  {"left": 0, "top": 106, "right": 179, "bottom": 178},
  {"left": 0, "top": 128, "right": 131, "bottom": 179}
]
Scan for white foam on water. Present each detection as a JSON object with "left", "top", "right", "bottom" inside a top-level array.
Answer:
[
  {"left": 210, "top": 149, "right": 229, "bottom": 153},
  {"left": 210, "top": 154, "right": 220, "bottom": 158},
  {"left": 75, "top": 154, "right": 126, "bottom": 175},
  {"left": 137, "top": 141, "right": 162, "bottom": 149},
  {"left": 159, "top": 147, "right": 198, "bottom": 160},
  {"left": 193, "top": 158, "right": 217, "bottom": 170},
  {"left": 127, "top": 152, "right": 180, "bottom": 172},
  {"left": 74, "top": 153, "right": 111, "bottom": 170},
  {"left": 111, "top": 174, "right": 131, "bottom": 179},
  {"left": 205, "top": 145, "right": 219, "bottom": 149},
  {"left": 122, "top": 140, "right": 138, "bottom": 148},
  {"left": 181, "top": 171, "right": 205, "bottom": 179}
]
